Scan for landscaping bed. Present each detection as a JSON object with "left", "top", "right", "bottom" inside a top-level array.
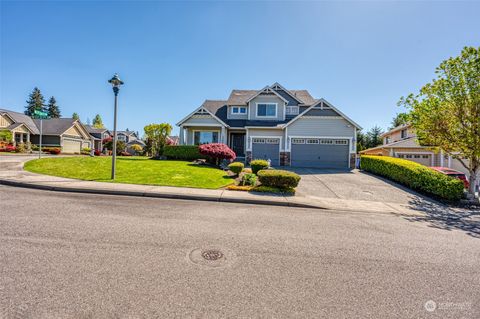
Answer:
[{"left": 24, "top": 156, "right": 234, "bottom": 189}]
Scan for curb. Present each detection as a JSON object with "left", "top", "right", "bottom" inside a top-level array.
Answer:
[{"left": 0, "top": 179, "right": 326, "bottom": 210}]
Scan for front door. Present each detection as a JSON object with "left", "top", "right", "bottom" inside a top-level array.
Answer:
[{"left": 231, "top": 133, "right": 245, "bottom": 157}]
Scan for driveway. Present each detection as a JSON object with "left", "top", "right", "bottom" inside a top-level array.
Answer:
[{"left": 290, "top": 168, "right": 430, "bottom": 205}]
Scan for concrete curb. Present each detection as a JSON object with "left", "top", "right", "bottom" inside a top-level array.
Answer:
[{"left": 0, "top": 179, "right": 326, "bottom": 210}]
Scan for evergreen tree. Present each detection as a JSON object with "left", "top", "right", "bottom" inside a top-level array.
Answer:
[
  {"left": 365, "top": 126, "right": 384, "bottom": 149},
  {"left": 24, "top": 87, "right": 45, "bottom": 116},
  {"left": 46, "top": 96, "right": 61, "bottom": 118},
  {"left": 72, "top": 112, "right": 80, "bottom": 120},
  {"left": 92, "top": 114, "right": 104, "bottom": 128},
  {"left": 390, "top": 112, "right": 409, "bottom": 129}
]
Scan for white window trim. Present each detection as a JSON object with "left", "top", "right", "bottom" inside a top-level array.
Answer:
[
  {"left": 192, "top": 129, "right": 221, "bottom": 145},
  {"left": 255, "top": 103, "right": 278, "bottom": 118},
  {"left": 231, "top": 106, "right": 247, "bottom": 115}
]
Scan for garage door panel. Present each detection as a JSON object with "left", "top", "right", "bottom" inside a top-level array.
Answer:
[
  {"left": 291, "top": 140, "right": 349, "bottom": 168},
  {"left": 252, "top": 139, "right": 280, "bottom": 166},
  {"left": 397, "top": 154, "right": 431, "bottom": 166},
  {"left": 63, "top": 139, "right": 82, "bottom": 153}
]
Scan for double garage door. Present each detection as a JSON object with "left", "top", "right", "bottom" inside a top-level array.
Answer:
[
  {"left": 291, "top": 138, "right": 350, "bottom": 168},
  {"left": 397, "top": 153, "right": 432, "bottom": 166},
  {"left": 251, "top": 137, "right": 350, "bottom": 168}
]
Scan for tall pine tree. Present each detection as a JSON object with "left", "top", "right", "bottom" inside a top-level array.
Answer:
[
  {"left": 72, "top": 113, "right": 80, "bottom": 120},
  {"left": 25, "top": 87, "right": 45, "bottom": 116},
  {"left": 47, "top": 96, "right": 61, "bottom": 118}
]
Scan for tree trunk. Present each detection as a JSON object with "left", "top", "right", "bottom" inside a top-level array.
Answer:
[{"left": 468, "top": 169, "right": 478, "bottom": 197}]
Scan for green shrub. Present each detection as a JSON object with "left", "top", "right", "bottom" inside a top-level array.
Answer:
[
  {"left": 15, "top": 143, "right": 26, "bottom": 153},
  {"left": 241, "top": 173, "right": 257, "bottom": 186},
  {"left": 257, "top": 169, "right": 301, "bottom": 189},
  {"left": 360, "top": 155, "right": 464, "bottom": 201},
  {"left": 228, "top": 162, "right": 244, "bottom": 175},
  {"left": 164, "top": 145, "right": 201, "bottom": 160},
  {"left": 250, "top": 159, "right": 269, "bottom": 174},
  {"left": 81, "top": 147, "right": 91, "bottom": 155}
]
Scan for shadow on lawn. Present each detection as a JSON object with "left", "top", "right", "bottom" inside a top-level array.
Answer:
[{"left": 404, "top": 197, "right": 480, "bottom": 239}]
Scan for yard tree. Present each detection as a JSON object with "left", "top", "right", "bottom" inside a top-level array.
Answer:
[
  {"left": 366, "top": 126, "right": 384, "bottom": 149},
  {"left": 72, "top": 112, "right": 80, "bottom": 120},
  {"left": 390, "top": 112, "right": 409, "bottom": 129},
  {"left": 399, "top": 46, "right": 480, "bottom": 196},
  {"left": 356, "top": 130, "right": 368, "bottom": 152},
  {"left": 92, "top": 114, "right": 104, "bottom": 128},
  {"left": 46, "top": 96, "right": 61, "bottom": 118},
  {"left": 25, "top": 87, "right": 45, "bottom": 116},
  {"left": 143, "top": 123, "right": 172, "bottom": 157}
]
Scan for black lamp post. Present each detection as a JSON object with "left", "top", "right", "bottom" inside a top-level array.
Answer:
[{"left": 108, "top": 73, "right": 124, "bottom": 179}]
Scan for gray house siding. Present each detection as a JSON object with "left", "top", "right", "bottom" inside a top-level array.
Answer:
[
  {"left": 182, "top": 115, "right": 223, "bottom": 126},
  {"left": 248, "top": 94, "right": 286, "bottom": 121},
  {"left": 273, "top": 89, "right": 299, "bottom": 106},
  {"left": 30, "top": 135, "right": 60, "bottom": 146},
  {"left": 287, "top": 117, "right": 355, "bottom": 137},
  {"left": 304, "top": 108, "right": 341, "bottom": 117},
  {"left": 227, "top": 106, "right": 248, "bottom": 120}
]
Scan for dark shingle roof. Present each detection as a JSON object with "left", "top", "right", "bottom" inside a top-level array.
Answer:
[
  {"left": 225, "top": 88, "right": 316, "bottom": 106},
  {"left": 0, "top": 108, "right": 40, "bottom": 134},
  {"left": 85, "top": 125, "right": 107, "bottom": 134},
  {"left": 32, "top": 118, "right": 78, "bottom": 136}
]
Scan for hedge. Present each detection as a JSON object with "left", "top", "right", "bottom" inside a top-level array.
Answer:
[
  {"left": 360, "top": 155, "right": 464, "bottom": 201},
  {"left": 250, "top": 159, "right": 269, "bottom": 174},
  {"left": 164, "top": 145, "right": 201, "bottom": 160},
  {"left": 257, "top": 169, "right": 301, "bottom": 189}
]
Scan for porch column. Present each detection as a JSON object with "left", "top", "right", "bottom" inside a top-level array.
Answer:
[
  {"left": 179, "top": 126, "right": 185, "bottom": 145},
  {"left": 27, "top": 133, "right": 30, "bottom": 143},
  {"left": 221, "top": 126, "right": 226, "bottom": 144}
]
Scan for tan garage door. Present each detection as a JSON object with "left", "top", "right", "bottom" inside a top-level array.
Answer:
[
  {"left": 397, "top": 153, "right": 432, "bottom": 166},
  {"left": 62, "top": 139, "right": 82, "bottom": 153}
]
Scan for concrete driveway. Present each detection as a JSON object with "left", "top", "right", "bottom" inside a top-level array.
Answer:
[{"left": 290, "top": 168, "right": 429, "bottom": 205}]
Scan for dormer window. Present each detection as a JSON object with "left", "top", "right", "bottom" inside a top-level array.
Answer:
[
  {"left": 401, "top": 129, "right": 407, "bottom": 139},
  {"left": 231, "top": 106, "right": 247, "bottom": 114},
  {"left": 256, "top": 103, "right": 277, "bottom": 117}
]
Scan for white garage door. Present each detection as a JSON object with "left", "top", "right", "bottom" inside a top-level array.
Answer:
[
  {"left": 63, "top": 139, "right": 82, "bottom": 153},
  {"left": 397, "top": 153, "right": 432, "bottom": 166}
]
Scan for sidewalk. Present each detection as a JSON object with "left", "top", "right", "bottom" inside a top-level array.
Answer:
[{"left": 0, "top": 155, "right": 438, "bottom": 216}]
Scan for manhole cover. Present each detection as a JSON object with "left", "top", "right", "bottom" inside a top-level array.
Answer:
[
  {"left": 201, "top": 249, "right": 224, "bottom": 261},
  {"left": 188, "top": 247, "right": 235, "bottom": 268}
]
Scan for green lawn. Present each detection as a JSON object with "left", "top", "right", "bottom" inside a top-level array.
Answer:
[{"left": 24, "top": 156, "right": 234, "bottom": 189}]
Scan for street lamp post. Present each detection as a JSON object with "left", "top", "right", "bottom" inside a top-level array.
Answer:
[{"left": 108, "top": 74, "right": 124, "bottom": 180}]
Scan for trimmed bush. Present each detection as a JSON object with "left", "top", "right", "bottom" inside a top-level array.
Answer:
[
  {"left": 199, "top": 143, "right": 236, "bottom": 164},
  {"left": 241, "top": 173, "right": 257, "bottom": 186},
  {"left": 257, "top": 169, "right": 301, "bottom": 188},
  {"left": 360, "top": 155, "right": 464, "bottom": 201},
  {"left": 164, "top": 145, "right": 201, "bottom": 160},
  {"left": 250, "top": 159, "right": 269, "bottom": 174},
  {"left": 228, "top": 162, "right": 244, "bottom": 175}
]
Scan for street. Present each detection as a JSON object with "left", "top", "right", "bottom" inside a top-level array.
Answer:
[{"left": 0, "top": 185, "right": 479, "bottom": 318}]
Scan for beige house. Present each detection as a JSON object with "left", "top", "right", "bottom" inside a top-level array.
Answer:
[
  {"left": 360, "top": 123, "right": 477, "bottom": 179},
  {"left": 0, "top": 108, "right": 40, "bottom": 145}
]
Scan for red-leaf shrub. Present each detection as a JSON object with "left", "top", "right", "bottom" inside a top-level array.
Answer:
[
  {"left": 0, "top": 144, "right": 16, "bottom": 152},
  {"left": 94, "top": 150, "right": 101, "bottom": 156},
  {"left": 199, "top": 143, "right": 236, "bottom": 163},
  {"left": 48, "top": 148, "right": 61, "bottom": 155}
]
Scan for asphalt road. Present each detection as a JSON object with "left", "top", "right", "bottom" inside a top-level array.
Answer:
[{"left": 0, "top": 185, "right": 479, "bottom": 318}]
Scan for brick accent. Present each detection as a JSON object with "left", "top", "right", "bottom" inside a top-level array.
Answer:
[
  {"left": 280, "top": 152, "right": 291, "bottom": 166},
  {"left": 350, "top": 154, "right": 357, "bottom": 169}
]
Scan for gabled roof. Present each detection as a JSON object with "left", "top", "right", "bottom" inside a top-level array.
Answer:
[
  {"left": 271, "top": 82, "right": 304, "bottom": 104},
  {"left": 33, "top": 118, "right": 90, "bottom": 139},
  {"left": 0, "top": 108, "right": 40, "bottom": 134},
  {"left": 244, "top": 86, "right": 289, "bottom": 104},
  {"left": 381, "top": 123, "right": 411, "bottom": 137},
  {"left": 176, "top": 100, "right": 229, "bottom": 127},
  {"left": 283, "top": 98, "right": 362, "bottom": 130},
  {"left": 359, "top": 137, "right": 429, "bottom": 154},
  {"left": 85, "top": 125, "right": 108, "bottom": 134}
]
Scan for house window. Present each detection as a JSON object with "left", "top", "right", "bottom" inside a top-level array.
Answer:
[
  {"left": 306, "top": 139, "right": 319, "bottom": 144},
  {"left": 194, "top": 131, "right": 219, "bottom": 145},
  {"left": 334, "top": 140, "right": 348, "bottom": 145},
  {"left": 256, "top": 103, "right": 277, "bottom": 117},
  {"left": 292, "top": 138, "right": 305, "bottom": 144},
  {"left": 401, "top": 129, "right": 407, "bottom": 139},
  {"left": 252, "top": 138, "right": 265, "bottom": 144},
  {"left": 232, "top": 107, "right": 247, "bottom": 114}
]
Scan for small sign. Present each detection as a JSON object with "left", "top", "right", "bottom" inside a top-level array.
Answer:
[{"left": 33, "top": 109, "right": 48, "bottom": 118}]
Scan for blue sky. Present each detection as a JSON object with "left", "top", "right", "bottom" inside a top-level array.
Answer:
[{"left": 1, "top": 1, "right": 479, "bottom": 136}]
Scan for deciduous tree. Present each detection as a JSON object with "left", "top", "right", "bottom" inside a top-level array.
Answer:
[
  {"left": 143, "top": 123, "right": 172, "bottom": 157},
  {"left": 399, "top": 46, "right": 480, "bottom": 195}
]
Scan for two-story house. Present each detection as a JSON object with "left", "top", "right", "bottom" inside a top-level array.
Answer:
[
  {"left": 177, "top": 83, "right": 361, "bottom": 168},
  {"left": 360, "top": 123, "right": 478, "bottom": 181}
]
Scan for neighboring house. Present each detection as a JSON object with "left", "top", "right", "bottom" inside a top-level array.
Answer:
[
  {"left": 0, "top": 108, "right": 40, "bottom": 145},
  {"left": 85, "top": 125, "right": 110, "bottom": 151},
  {"left": 177, "top": 83, "right": 361, "bottom": 168},
  {"left": 167, "top": 136, "right": 179, "bottom": 145},
  {"left": 30, "top": 118, "right": 92, "bottom": 153},
  {"left": 115, "top": 130, "right": 145, "bottom": 154},
  {"left": 360, "top": 123, "right": 478, "bottom": 179}
]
